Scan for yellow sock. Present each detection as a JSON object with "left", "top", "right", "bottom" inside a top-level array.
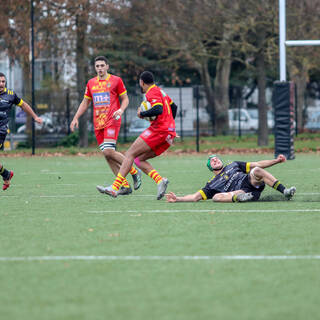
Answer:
[
  {"left": 130, "top": 167, "right": 138, "bottom": 175},
  {"left": 148, "top": 169, "right": 162, "bottom": 184},
  {"left": 122, "top": 179, "right": 130, "bottom": 188},
  {"left": 112, "top": 173, "right": 125, "bottom": 191}
]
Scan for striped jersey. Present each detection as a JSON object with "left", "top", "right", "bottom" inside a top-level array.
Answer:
[
  {"left": 145, "top": 85, "right": 176, "bottom": 133},
  {"left": 0, "top": 88, "right": 23, "bottom": 134}
]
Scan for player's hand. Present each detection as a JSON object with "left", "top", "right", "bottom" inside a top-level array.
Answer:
[
  {"left": 166, "top": 191, "right": 177, "bottom": 203},
  {"left": 34, "top": 116, "right": 43, "bottom": 124},
  {"left": 113, "top": 109, "right": 122, "bottom": 120},
  {"left": 277, "top": 154, "right": 286, "bottom": 163},
  {"left": 70, "top": 119, "right": 78, "bottom": 132}
]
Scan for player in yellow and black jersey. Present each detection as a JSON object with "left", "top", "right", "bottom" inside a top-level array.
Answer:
[
  {"left": 166, "top": 154, "right": 296, "bottom": 203},
  {"left": 0, "top": 72, "right": 42, "bottom": 190}
]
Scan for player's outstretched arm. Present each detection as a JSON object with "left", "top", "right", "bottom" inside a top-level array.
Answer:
[
  {"left": 70, "top": 98, "right": 90, "bottom": 132},
  {"left": 250, "top": 154, "right": 286, "bottom": 169},
  {"left": 166, "top": 191, "right": 203, "bottom": 203},
  {"left": 20, "top": 101, "right": 43, "bottom": 124}
]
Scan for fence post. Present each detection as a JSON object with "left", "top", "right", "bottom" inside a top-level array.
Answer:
[
  {"left": 66, "top": 88, "right": 71, "bottom": 135},
  {"left": 179, "top": 87, "right": 183, "bottom": 141},
  {"left": 195, "top": 86, "right": 200, "bottom": 152}
]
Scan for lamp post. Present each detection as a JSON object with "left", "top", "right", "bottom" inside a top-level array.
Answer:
[{"left": 30, "top": 0, "right": 35, "bottom": 155}]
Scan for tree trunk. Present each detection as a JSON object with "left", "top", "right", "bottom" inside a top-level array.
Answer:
[
  {"left": 256, "top": 25, "right": 268, "bottom": 146},
  {"left": 75, "top": 4, "right": 89, "bottom": 148},
  {"left": 292, "top": 75, "right": 307, "bottom": 131},
  {"left": 198, "top": 60, "right": 216, "bottom": 134},
  {"left": 213, "top": 43, "right": 231, "bottom": 135}
]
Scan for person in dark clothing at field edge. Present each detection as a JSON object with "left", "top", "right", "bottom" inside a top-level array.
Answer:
[
  {"left": 0, "top": 72, "right": 42, "bottom": 191},
  {"left": 166, "top": 154, "right": 296, "bottom": 203}
]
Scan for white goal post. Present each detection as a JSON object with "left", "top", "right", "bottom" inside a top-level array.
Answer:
[{"left": 279, "top": 0, "right": 320, "bottom": 81}]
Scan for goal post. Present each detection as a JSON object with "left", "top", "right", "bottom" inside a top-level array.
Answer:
[{"left": 274, "top": 0, "right": 320, "bottom": 159}]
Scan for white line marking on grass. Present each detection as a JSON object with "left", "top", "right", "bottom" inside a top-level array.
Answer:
[
  {"left": 35, "top": 194, "right": 154, "bottom": 198},
  {"left": 300, "top": 193, "right": 320, "bottom": 195},
  {"left": 88, "top": 209, "right": 320, "bottom": 214},
  {"left": 0, "top": 255, "right": 319, "bottom": 262}
]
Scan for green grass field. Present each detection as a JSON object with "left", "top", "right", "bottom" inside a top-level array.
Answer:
[{"left": 1, "top": 152, "right": 320, "bottom": 320}]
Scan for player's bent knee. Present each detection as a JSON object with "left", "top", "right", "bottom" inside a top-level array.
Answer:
[
  {"left": 100, "top": 142, "right": 116, "bottom": 157},
  {"left": 250, "top": 167, "right": 263, "bottom": 181}
]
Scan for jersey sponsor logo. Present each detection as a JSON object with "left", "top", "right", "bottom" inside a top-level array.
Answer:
[
  {"left": 223, "top": 172, "right": 240, "bottom": 192},
  {"left": 96, "top": 114, "right": 108, "bottom": 127},
  {"left": 93, "top": 92, "right": 110, "bottom": 107},
  {"left": 0, "top": 98, "right": 9, "bottom": 103}
]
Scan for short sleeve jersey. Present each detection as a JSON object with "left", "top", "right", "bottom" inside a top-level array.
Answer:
[
  {"left": 0, "top": 88, "right": 23, "bottom": 134},
  {"left": 145, "top": 85, "right": 176, "bottom": 133},
  {"left": 199, "top": 161, "right": 251, "bottom": 200},
  {"left": 84, "top": 74, "right": 127, "bottom": 130}
]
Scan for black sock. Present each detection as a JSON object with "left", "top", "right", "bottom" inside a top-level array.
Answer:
[
  {"left": 0, "top": 166, "right": 10, "bottom": 180},
  {"left": 272, "top": 180, "right": 285, "bottom": 193}
]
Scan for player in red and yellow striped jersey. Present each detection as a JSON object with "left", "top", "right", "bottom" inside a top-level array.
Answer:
[
  {"left": 70, "top": 57, "right": 141, "bottom": 194},
  {"left": 99, "top": 71, "right": 178, "bottom": 200}
]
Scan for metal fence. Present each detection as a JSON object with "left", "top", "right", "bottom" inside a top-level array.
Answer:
[{"left": 6, "top": 84, "right": 320, "bottom": 150}]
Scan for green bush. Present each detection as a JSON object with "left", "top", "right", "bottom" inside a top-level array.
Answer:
[{"left": 58, "top": 131, "right": 96, "bottom": 147}]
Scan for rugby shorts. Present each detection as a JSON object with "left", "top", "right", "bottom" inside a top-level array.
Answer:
[
  {"left": 94, "top": 125, "right": 121, "bottom": 145},
  {"left": 240, "top": 175, "right": 265, "bottom": 200},
  {"left": 0, "top": 133, "right": 7, "bottom": 150},
  {"left": 140, "top": 127, "right": 175, "bottom": 156}
]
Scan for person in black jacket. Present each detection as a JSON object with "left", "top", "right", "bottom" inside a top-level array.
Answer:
[{"left": 0, "top": 72, "right": 42, "bottom": 190}]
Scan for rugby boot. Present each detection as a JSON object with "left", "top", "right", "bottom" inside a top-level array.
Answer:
[
  {"left": 96, "top": 185, "right": 118, "bottom": 198},
  {"left": 132, "top": 169, "right": 142, "bottom": 190},
  {"left": 284, "top": 186, "right": 296, "bottom": 200},
  {"left": 3, "top": 171, "right": 14, "bottom": 191},
  {"left": 118, "top": 186, "right": 133, "bottom": 196},
  {"left": 157, "top": 178, "right": 169, "bottom": 200},
  {"left": 236, "top": 192, "right": 254, "bottom": 202}
]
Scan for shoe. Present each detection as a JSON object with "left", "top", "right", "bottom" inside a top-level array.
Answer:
[
  {"left": 96, "top": 185, "right": 118, "bottom": 198},
  {"left": 284, "top": 186, "right": 296, "bottom": 200},
  {"left": 237, "top": 192, "right": 254, "bottom": 202},
  {"left": 118, "top": 186, "right": 132, "bottom": 196},
  {"left": 157, "top": 178, "right": 169, "bottom": 200},
  {"left": 3, "top": 171, "right": 14, "bottom": 191},
  {"left": 132, "top": 169, "right": 142, "bottom": 190}
]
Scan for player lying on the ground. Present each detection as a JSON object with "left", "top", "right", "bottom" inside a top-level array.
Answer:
[{"left": 166, "top": 154, "right": 296, "bottom": 203}]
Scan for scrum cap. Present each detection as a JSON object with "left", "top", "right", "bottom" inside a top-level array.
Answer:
[{"left": 207, "top": 154, "right": 223, "bottom": 171}]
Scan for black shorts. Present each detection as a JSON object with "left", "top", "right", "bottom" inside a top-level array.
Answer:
[
  {"left": 0, "top": 133, "right": 6, "bottom": 150},
  {"left": 240, "top": 175, "right": 265, "bottom": 200}
]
